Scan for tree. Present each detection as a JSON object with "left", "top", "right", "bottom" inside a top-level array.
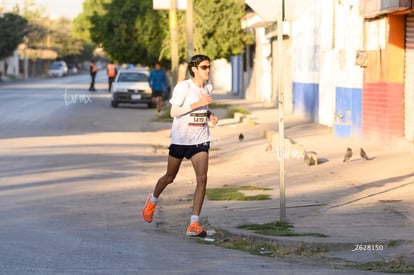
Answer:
[
  {"left": 4, "top": 0, "right": 84, "bottom": 59},
  {"left": 50, "top": 17, "right": 84, "bottom": 57},
  {"left": 193, "top": 0, "right": 252, "bottom": 60},
  {"left": 72, "top": 0, "right": 112, "bottom": 43},
  {"left": 80, "top": 0, "right": 252, "bottom": 65},
  {"left": 18, "top": 0, "right": 48, "bottom": 47},
  {"left": 0, "top": 13, "right": 29, "bottom": 60},
  {"left": 88, "top": 0, "right": 167, "bottom": 64}
]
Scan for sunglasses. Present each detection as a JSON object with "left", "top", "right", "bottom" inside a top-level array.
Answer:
[{"left": 197, "top": 65, "right": 211, "bottom": 70}]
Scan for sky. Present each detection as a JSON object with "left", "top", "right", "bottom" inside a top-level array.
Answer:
[{"left": 2, "top": 0, "right": 84, "bottom": 19}]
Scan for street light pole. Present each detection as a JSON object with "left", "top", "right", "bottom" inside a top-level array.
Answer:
[
  {"left": 169, "top": 0, "right": 179, "bottom": 87},
  {"left": 277, "top": 0, "right": 286, "bottom": 221}
]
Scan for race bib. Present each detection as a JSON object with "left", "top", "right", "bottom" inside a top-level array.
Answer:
[{"left": 189, "top": 111, "right": 207, "bottom": 126}]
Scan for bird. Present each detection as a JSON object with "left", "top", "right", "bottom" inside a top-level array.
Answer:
[
  {"left": 360, "top": 147, "right": 370, "bottom": 160},
  {"left": 343, "top": 147, "right": 352, "bottom": 162},
  {"left": 304, "top": 152, "right": 318, "bottom": 166},
  {"left": 265, "top": 143, "right": 273, "bottom": 152},
  {"left": 238, "top": 133, "right": 244, "bottom": 142}
]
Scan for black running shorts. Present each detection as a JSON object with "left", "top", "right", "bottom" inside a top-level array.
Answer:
[
  {"left": 151, "top": 90, "right": 163, "bottom": 97},
  {"left": 169, "top": 142, "right": 210, "bottom": 160}
]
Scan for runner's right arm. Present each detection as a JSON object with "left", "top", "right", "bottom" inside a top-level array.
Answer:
[{"left": 170, "top": 94, "right": 212, "bottom": 117}]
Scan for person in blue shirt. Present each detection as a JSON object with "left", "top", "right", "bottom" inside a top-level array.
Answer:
[{"left": 148, "top": 62, "right": 169, "bottom": 113}]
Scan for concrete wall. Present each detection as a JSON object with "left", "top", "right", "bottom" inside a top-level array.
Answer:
[
  {"left": 0, "top": 50, "right": 20, "bottom": 80},
  {"left": 290, "top": 0, "right": 364, "bottom": 137},
  {"left": 291, "top": 0, "right": 321, "bottom": 122}
]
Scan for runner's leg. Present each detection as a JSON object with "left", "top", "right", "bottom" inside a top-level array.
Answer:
[
  {"left": 153, "top": 155, "right": 182, "bottom": 197},
  {"left": 190, "top": 151, "right": 209, "bottom": 215},
  {"left": 157, "top": 95, "right": 163, "bottom": 112}
]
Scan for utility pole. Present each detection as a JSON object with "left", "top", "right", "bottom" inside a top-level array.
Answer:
[
  {"left": 169, "top": 0, "right": 179, "bottom": 87},
  {"left": 23, "top": 36, "right": 29, "bottom": 80},
  {"left": 244, "top": 0, "right": 285, "bottom": 221},
  {"left": 277, "top": 0, "right": 286, "bottom": 221},
  {"left": 186, "top": 0, "right": 193, "bottom": 61}
]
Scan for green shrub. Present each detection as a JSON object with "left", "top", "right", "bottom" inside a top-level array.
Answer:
[{"left": 227, "top": 106, "right": 250, "bottom": 118}]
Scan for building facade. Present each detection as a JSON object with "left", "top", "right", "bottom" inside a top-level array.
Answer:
[
  {"left": 359, "top": 0, "right": 411, "bottom": 146},
  {"left": 245, "top": 0, "right": 414, "bottom": 149}
]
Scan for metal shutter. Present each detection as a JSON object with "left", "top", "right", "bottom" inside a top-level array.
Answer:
[{"left": 404, "top": 14, "right": 414, "bottom": 141}]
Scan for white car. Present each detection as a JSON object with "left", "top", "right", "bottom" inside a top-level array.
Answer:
[
  {"left": 47, "top": 61, "right": 68, "bottom": 77},
  {"left": 111, "top": 68, "right": 153, "bottom": 108}
]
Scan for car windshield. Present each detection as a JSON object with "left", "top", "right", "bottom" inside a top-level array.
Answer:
[
  {"left": 118, "top": 72, "right": 148, "bottom": 82},
  {"left": 49, "top": 64, "right": 62, "bottom": 69}
]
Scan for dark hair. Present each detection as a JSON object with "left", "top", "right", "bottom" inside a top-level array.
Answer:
[{"left": 188, "top": 54, "right": 210, "bottom": 77}]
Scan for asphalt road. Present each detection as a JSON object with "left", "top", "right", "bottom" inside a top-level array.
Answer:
[{"left": 0, "top": 73, "right": 389, "bottom": 274}]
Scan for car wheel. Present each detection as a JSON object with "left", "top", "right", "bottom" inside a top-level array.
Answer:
[{"left": 111, "top": 101, "right": 118, "bottom": 108}]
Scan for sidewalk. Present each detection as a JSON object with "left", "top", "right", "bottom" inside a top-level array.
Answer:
[{"left": 204, "top": 90, "right": 414, "bottom": 269}]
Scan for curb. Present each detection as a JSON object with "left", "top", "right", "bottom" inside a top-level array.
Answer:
[
  {"left": 211, "top": 218, "right": 414, "bottom": 268},
  {"left": 216, "top": 112, "right": 256, "bottom": 127},
  {"left": 209, "top": 111, "right": 414, "bottom": 269}
]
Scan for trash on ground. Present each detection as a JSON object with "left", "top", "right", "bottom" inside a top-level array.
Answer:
[
  {"left": 206, "top": 229, "right": 216, "bottom": 236},
  {"left": 259, "top": 247, "right": 272, "bottom": 254}
]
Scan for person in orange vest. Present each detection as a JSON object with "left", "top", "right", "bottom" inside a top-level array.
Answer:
[
  {"left": 106, "top": 61, "right": 117, "bottom": 92},
  {"left": 89, "top": 60, "right": 98, "bottom": 92}
]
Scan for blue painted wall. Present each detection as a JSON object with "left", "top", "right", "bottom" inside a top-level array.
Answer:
[
  {"left": 293, "top": 83, "right": 362, "bottom": 138},
  {"left": 292, "top": 82, "right": 319, "bottom": 122},
  {"left": 335, "top": 87, "right": 362, "bottom": 138}
]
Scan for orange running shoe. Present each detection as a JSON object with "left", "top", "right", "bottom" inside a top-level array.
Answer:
[
  {"left": 186, "top": 221, "right": 207, "bottom": 237},
  {"left": 142, "top": 194, "right": 156, "bottom": 223}
]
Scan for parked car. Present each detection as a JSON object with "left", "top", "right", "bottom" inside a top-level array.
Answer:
[
  {"left": 47, "top": 61, "right": 68, "bottom": 77},
  {"left": 111, "top": 68, "right": 153, "bottom": 108},
  {"left": 67, "top": 64, "right": 78, "bottom": 75}
]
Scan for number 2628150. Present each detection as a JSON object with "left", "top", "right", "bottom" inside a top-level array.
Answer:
[{"left": 352, "top": 244, "right": 383, "bottom": 251}]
